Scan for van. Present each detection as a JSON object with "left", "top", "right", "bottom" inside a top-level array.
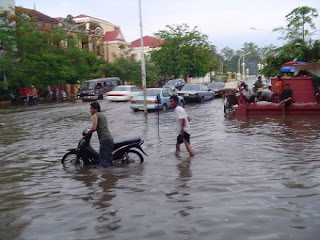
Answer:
[{"left": 77, "top": 77, "right": 121, "bottom": 101}]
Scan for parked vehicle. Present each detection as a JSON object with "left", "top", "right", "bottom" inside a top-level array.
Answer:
[
  {"left": 61, "top": 129, "right": 147, "bottom": 168},
  {"left": 130, "top": 88, "right": 185, "bottom": 112},
  {"left": 77, "top": 77, "right": 121, "bottom": 101},
  {"left": 206, "top": 82, "right": 225, "bottom": 97},
  {"left": 177, "top": 84, "right": 214, "bottom": 102},
  {"left": 106, "top": 85, "right": 142, "bottom": 101},
  {"left": 163, "top": 78, "right": 186, "bottom": 91}
]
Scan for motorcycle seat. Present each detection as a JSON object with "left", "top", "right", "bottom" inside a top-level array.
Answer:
[{"left": 113, "top": 137, "right": 142, "bottom": 148}]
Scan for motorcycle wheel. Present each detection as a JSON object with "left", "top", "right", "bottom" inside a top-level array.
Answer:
[
  {"left": 125, "top": 150, "right": 144, "bottom": 163},
  {"left": 61, "top": 152, "right": 84, "bottom": 168}
]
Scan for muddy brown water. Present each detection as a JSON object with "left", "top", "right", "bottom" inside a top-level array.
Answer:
[{"left": 0, "top": 99, "right": 320, "bottom": 240}]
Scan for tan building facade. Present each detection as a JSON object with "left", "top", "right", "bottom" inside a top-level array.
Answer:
[
  {"left": 129, "top": 35, "right": 164, "bottom": 61},
  {"left": 72, "top": 14, "right": 129, "bottom": 62},
  {"left": 12, "top": 5, "right": 129, "bottom": 63}
]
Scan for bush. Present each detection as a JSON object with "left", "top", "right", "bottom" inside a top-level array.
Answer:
[{"left": 0, "top": 89, "right": 12, "bottom": 101}]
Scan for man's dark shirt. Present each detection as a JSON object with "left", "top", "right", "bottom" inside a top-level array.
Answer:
[{"left": 280, "top": 89, "right": 293, "bottom": 101}]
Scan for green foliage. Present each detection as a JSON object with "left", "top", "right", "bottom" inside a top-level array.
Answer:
[
  {"left": 262, "top": 40, "right": 320, "bottom": 77},
  {"left": 0, "top": 12, "right": 105, "bottom": 90},
  {"left": 102, "top": 56, "right": 161, "bottom": 87},
  {"left": 273, "top": 6, "right": 318, "bottom": 42},
  {"left": 151, "top": 24, "right": 219, "bottom": 78},
  {"left": 262, "top": 6, "right": 319, "bottom": 77},
  {"left": 221, "top": 42, "right": 262, "bottom": 75}
]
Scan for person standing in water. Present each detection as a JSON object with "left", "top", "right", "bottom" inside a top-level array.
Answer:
[{"left": 170, "top": 95, "right": 195, "bottom": 157}]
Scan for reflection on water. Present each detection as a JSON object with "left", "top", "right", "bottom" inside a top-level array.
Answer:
[{"left": 0, "top": 99, "right": 320, "bottom": 239}]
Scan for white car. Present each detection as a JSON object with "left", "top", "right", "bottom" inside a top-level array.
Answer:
[{"left": 106, "top": 85, "right": 142, "bottom": 101}]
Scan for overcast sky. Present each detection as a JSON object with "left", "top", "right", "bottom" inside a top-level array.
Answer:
[{"left": 15, "top": 0, "right": 320, "bottom": 51}]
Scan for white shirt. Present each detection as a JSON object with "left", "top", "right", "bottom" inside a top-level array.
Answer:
[
  {"left": 174, "top": 106, "right": 190, "bottom": 134},
  {"left": 242, "top": 88, "right": 254, "bottom": 99}
]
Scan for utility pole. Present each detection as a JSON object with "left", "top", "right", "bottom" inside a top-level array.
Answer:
[{"left": 138, "top": 0, "right": 147, "bottom": 116}]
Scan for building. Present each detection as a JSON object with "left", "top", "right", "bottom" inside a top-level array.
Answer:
[
  {"left": 129, "top": 35, "right": 164, "bottom": 61},
  {"left": 12, "top": 5, "right": 129, "bottom": 63},
  {"left": 71, "top": 14, "right": 129, "bottom": 62},
  {"left": 15, "top": 6, "right": 60, "bottom": 31}
]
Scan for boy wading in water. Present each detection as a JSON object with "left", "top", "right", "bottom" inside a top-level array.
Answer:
[{"left": 170, "top": 95, "right": 195, "bottom": 157}]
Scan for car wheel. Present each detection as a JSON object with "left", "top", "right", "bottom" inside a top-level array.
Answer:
[
  {"left": 179, "top": 100, "right": 185, "bottom": 107},
  {"left": 98, "top": 94, "right": 103, "bottom": 100},
  {"left": 162, "top": 104, "right": 167, "bottom": 112},
  {"left": 200, "top": 96, "right": 205, "bottom": 103}
]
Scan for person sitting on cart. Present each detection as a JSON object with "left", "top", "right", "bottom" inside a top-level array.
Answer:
[
  {"left": 258, "top": 86, "right": 274, "bottom": 102},
  {"left": 253, "top": 75, "right": 263, "bottom": 97},
  {"left": 242, "top": 84, "right": 255, "bottom": 104},
  {"left": 279, "top": 84, "right": 293, "bottom": 114},
  {"left": 314, "top": 85, "right": 320, "bottom": 104}
]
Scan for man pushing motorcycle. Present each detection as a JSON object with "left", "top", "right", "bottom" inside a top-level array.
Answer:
[{"left": 85, "top": 102, "right": 114, "bottom": 168}]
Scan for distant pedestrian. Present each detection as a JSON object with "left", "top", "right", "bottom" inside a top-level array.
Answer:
[
  {"left": 170, "top": 95, "right": 195, "bottom": 157},
  {"left": 30, "top": 85, "right": 39, "bottom": 104}
]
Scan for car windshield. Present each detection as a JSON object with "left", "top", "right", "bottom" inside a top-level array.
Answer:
[
  {"left": 80, "top": 82, "right": 96, "bottom": 90},
  {"left": 207, "top": 82, "right": 225, "bottom": 88},
  {"left": 112, "top": 86, "right": 129, "bottom": 91},
  {"left": 181, "top": 85, "right": 201, "bottom": 91}
]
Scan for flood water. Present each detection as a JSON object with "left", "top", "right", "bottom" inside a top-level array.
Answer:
[{"left": 0, "top": 98, "right": 320, "bottom": 240}]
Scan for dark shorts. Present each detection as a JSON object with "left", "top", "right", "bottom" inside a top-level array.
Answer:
[{"left": 177, "top": 131, "right": 190, "bottom": 145}]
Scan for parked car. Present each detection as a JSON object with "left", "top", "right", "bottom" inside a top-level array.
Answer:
[
  {"left": 77, "top": 77, "right": 121, "bottom": 101},
  {"left": 106, "top": 85, "right": 142, "bottom": 101},
  {"left": 130, "top": 88, "right": 185, "bottom": 112},
  {"left": 177, "top": 84, "right": 214, "bottom": 102},
  {"left": 206, "top": 82, "right": 225, "bottom": 97},
  {"left": 163, "top": 78, "right": 186, "bottom": 91}
]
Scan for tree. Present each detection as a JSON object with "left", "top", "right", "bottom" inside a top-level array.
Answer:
[
  {"left": 221, "top": 47, "right": 235, "bottom": 63},
  {"left": 0, "top": 10, "right": 16, "bottom": 88},
  {"left": 273, "top": 6, "right": 318, "bottom": 43},
  {"left": 102, "top": 55, "right": 161, "bottom": 87},
  {"left": 1, "top": 11, "right": 106, "bottom": 92},
  {"left": 262, "top": 6, "right": 319, "bottom": 77},
  {"left": 151, "top": 24, "right": 219, "bottom": 79}
]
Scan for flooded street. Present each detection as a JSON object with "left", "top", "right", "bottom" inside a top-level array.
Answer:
[{"left": 1, "top": 99, "right": 320, "bottom": 240}]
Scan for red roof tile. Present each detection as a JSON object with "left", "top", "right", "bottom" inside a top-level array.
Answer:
[
  {"left": 15, "top": 7, "right": 59, "bottom": 24},
  {"left": 74, "top": 14, "right": 89, "bottom": 18},
  {"left": 104, "top": 30, "right": 125, "bottom": 42},
  {"left": 129, "top": 36, "right": 164, "bottom": 48}
]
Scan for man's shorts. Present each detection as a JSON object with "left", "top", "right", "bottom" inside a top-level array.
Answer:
[{"left": 177, "top": 131, "right": 190, "bottom": 144}]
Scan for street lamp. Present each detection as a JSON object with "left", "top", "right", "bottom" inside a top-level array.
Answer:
[
  {"left": 241, "top": 62, "right": 246, "bottom": 80},
  {"left": 257, "top": 63, "right": 261, "bottom": 71},
  {"left": 238, "top": 52, "right": 251, "bottom": 80}
]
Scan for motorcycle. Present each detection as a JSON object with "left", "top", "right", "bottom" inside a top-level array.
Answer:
[{"left": 61, "top": 129, "right": 147, "bottom": 167}]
